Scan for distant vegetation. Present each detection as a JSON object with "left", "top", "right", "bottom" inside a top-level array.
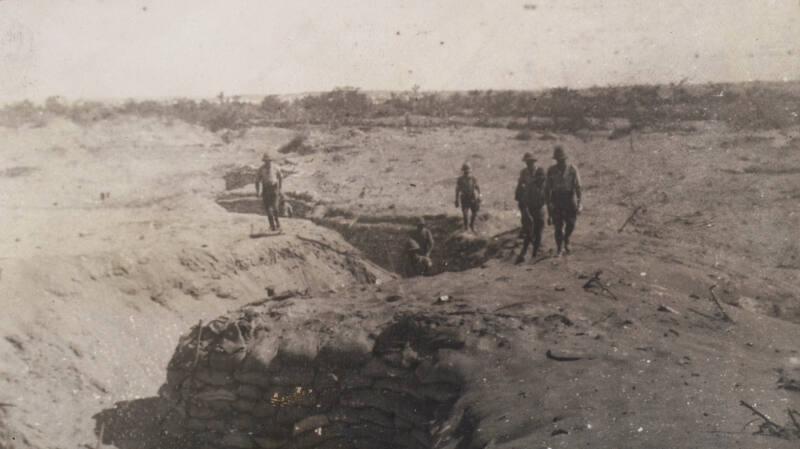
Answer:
[{"left": 2, "top": 82, "right": 799, "bottom": 132}]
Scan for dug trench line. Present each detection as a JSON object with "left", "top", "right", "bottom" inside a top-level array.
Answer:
[{"left": 216, "top": 192, "right": 505, "bottom": 277}]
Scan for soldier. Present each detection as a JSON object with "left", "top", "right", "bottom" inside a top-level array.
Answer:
[
  {"left": 454, "top": 162, "right": 481, "bottom": 232},
  {"left": 515, "top": 152, "right": 547, "bottom": 263},
  {"left": 407, "top": 217, "right": 434, "bottom": 276},
  {"left": 255, "top": 154, "right": 283, "bottom": 232},
  {"left": 545, "top": 146, "right": 582, "bottom": 256}
]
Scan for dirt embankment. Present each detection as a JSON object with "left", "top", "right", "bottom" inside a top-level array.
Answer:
[
  {"left": 153, "top": 235, "right": 800, "bottom": 449},
  {"left": 0, "top": 118, "right": 390, "bottom": 449}
]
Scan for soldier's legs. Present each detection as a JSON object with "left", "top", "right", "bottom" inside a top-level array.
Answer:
[
  {"left": 461, "top": 207, "right": 469, "bottom": 230},
  {"left": 531, "top": 209, "right": 545, "bottom": 256},
  {"left": 517, "top": 209, "right": 533, "bottom": 263},
  {"left": 563, "top": 213, "right": 577, "bottom": 252},
  {"left": 517, "top": 203, "right": 526, "bottom": 238},
  {"left": 552, "top": 211, "right": 565, "bottom": 254},
  {"left": 263, "top": 190, "right": 280, "bottom": 230},
  {"left": 262, "top": 194, "right": 275, "bottom": 230},
  {"left": 468, "top": 203, "right": 479, "bottom": 231}
]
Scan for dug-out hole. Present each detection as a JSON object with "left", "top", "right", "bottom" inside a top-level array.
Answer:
[
  {"left": 161, "top": 314, "right": 469, "bottom": 449},
  {"left": 216, "top": 189, "right": 490, "bottom": 276}
]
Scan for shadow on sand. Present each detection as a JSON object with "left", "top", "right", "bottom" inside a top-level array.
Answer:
[{"left": 92, "top": 397, "right": 188, "bottom": 449}]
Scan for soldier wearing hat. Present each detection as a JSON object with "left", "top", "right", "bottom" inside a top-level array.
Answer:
[
  {"left": 515, "top": 152, "right": 547, "bottom": 262},
  {"left": 454, "top": 162, "right": 481, "bottom": 232},
  {"left": 255, "top": 153, "right": 284, "bottom": 232},
  {"left": 545, "top": 145, "right": 582, "bottom": 256},
  {"left": 406, "top": 217, "right": 434, "bottom": 276}
]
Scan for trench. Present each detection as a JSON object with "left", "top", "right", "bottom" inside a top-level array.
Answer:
[
  {"left": 160, "top": 313, "right": 470, "bottom": 449},
  {"left": 215, "top": 191, "right": 497, "bottom": 277}
]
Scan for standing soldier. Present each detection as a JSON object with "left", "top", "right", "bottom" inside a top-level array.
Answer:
[
  {"left": 255, "top": 154, "right": 283, "bottom": 232},
  {"left": 406, "top": 217, "right": 435, "bottom": 276},
  {"left": 455, "top": 162, "right": 481, "bottom": 232},
  {"left": 545, "top": 146, "right": 582, "bottom": 256},
  {"left": 515, "top": 152, "right": 547, "bottom": 263}
]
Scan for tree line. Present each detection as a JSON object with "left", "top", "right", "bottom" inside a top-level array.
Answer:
[{"left": 2, "top": 82, "right": 798, "bottom": 131}]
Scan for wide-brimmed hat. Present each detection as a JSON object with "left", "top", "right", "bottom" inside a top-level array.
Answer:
[
  {"left": 522, "top": 152, "right": 536, "bottom": 162},
  {"left": 416, "top": 216, "right": 426, "bottom": 226},
  {"left": 553, "top": 146, "right": 567, "bottom": 160},
  {"left": 461, "top": 162, "right": 471, "bottom": 172}
]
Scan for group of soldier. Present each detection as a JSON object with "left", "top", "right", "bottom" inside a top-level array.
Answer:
[
  {"left": 408, "top": 144, "right": 582, "bottom": 274},
  {"left": 253, "top": 144, "right": 582, "bottom": 276}
]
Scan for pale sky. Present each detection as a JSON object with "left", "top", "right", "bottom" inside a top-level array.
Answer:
[{"left": 1, "top": 0, "right": 799, "bottom": 102}]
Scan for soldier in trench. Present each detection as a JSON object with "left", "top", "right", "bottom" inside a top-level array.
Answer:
[
  {"left": 255, "top": 153, "right": 284, "bottom": 232},
  {"left": 406, "top": 217, "right": 434, "bottom": 276}
]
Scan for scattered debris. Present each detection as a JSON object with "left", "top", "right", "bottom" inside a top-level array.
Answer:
[
  {"left": 582, "top": 270, "right": 619, "bottom": 300},
  {"left": 385, "top": 294, "right": 403, "bottom": 303},
  {"left": 436, "top": 295, "right": 451, "bottom": 304},
  {"left": 245, "top": 289, "right": 310, "bottom": 307},
  {"left": 739, "top": 400, "right": 800, "bottom": 440},
  {"left": 657, "top": 304, "right": 680, "bottom": 315},
  {"left": 546, "top": 349, "right": 582, "bottom": 362},
  {"left": 708, "top": 285, "right": 734, "bottom": 322},
  {"left": 618, "top": 205, "right": 644, "bottom": 233}
]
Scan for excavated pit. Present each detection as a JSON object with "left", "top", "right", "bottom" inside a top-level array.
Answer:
[
  {"left": 161, "top": 312, "right": 469, "bottom": 449},
  {"left": 216, "top": 191, "right": 496, "bottom": 276}
]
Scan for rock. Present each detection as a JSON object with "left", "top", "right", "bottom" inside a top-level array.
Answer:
[
  {"left": 233, "top": 399, "right": 258, "bottom": 413},
  {"left": 221, "top": 431, "right": 255, "bottom": 449},
  {"left": 317, "top": 329, "right": 374, "bottom": 367},
  {"left": 276, "top": 332, "right": 321, "bottom": 362},
  {"left": 293, "top": 414, "right": 330, "bottom": 435},
  {"left": 238, "top": 334, "right": 280, "bottom": 373},
  {"left": 235, "top": 371, "right": 272, "bottom": 388},
  {"left": 275, "top": 406, "right": 309, "bottom": 426},
  {"left": 186, "top": 418, "right": 207, "bottom": 431},
  {"left": 237, "top": 384, "right": 263, "bottom": 400},
  {"left": 269, "top": 366, "right": 316, "bottom": 386},
  {"left": 196, "top": 369, "right": 235, "bottom": 386},
  {"left": 657, "top": 304, "right": 680, "bottom": 315},
  {"left": 362, "top": 358, "right": 408, "bottom": 379},
  {"left": 210, "top": 349, "right": 247, "bottom": 372},
  {"left": 195, "top": 388, "right": 237, "bottom": 402},
  {"left": 187, "top": 402, "right": 215, "bottom": 419},
  {"left": 254, "top": 436, "right": 288, "bottom": 449}
]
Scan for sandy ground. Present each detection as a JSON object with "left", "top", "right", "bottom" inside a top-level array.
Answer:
[{"left": 1, "top": 115, "right": 799, "bottom": 448}]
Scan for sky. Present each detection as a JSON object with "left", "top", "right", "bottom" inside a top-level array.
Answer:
[{"left": 0, "top": 0, "right": 799, "bottom": 102}]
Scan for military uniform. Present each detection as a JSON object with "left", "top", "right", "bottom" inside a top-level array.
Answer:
[
  {"left": 255, "top": 157, "right": 283, "bottom": 231},
  {"left": 515, "top": 165, "right": 547, "bottom": 260},
  {"left": 407, "top": 219, "right": 434, "bottom": 276},
  {"left": 455, "top": 164, "right": 481, "bottom": 232},
  {"left": 545, "top": 147, "right": 582, "bottom": 255}
]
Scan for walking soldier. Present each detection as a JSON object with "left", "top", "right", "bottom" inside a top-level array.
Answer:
[
  {"left": 455, "top": 162, "right": 481, "bottom": 232},
  {"left": 545, "top": 146, "right": 582, "bottom": 256},
  {"left": 515, "top": 152, "right": 547, "bottom": 263},
  {"left": 255, "top": 154, "right": 283, "bottom": 232}
]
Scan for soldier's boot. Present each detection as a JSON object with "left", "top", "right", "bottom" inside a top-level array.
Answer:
[
  {"left": 516, "top": 241, "right": 529, "bottom": 264},
  {"left": 267, "top": 215, "right": 276, "bottom": 231},
  {"left": 564, "top": 241, "right": 571, "bottom": 254},
  {"left": 274, "top": 216, "right": 281, "bottom": 231},
  {"left": 469, "top": 214, "right": 477, "bottom": 233},
  {"left": 532, "top": 244, "right": 539, "bottom": 258}
]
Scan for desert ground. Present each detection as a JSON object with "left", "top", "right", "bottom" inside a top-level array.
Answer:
[{"left": 1, "top": 107, "right": 799, "bottom": 449}]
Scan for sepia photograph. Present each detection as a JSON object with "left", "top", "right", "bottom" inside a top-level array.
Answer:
[{"left": 1, "top": 1, "right": 799, "bottom": 448}]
